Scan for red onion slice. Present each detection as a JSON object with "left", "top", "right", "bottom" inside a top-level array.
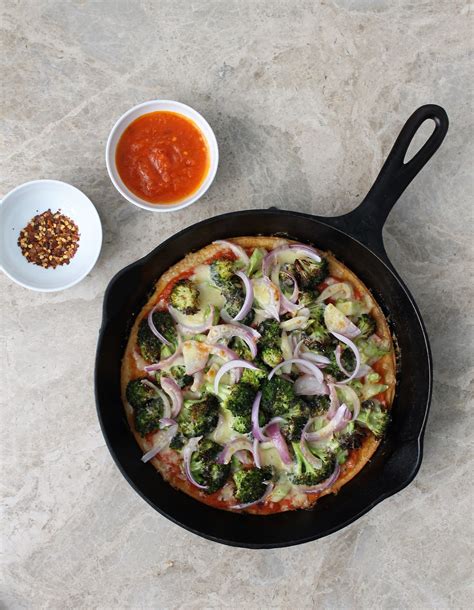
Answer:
[
  {"left": 207, "top": 324, "right": 258, "bottom": 359},
  {"left": 232, "top": 482, "right": 274, "bottom": 510},
  {"left": 268, "top": 358, "right": 324, "bottom": 384},
  {"left": 299, "top": 463, "right": 341, "bottom": 494},
  {"left": 280, "top": 270, "right": 299, "bottom": 303},
  {"left": 293, "top": 340, "right": 330, "bottom": 366},
  {"left": 147, "top": 306, "right": 172, "bottom": 346},
  {"left": 300, "top": 423, "right": 323, "bottom": 469},
  {"left": 271, "top": 265, "right": 301, "bottom": 315},
  {"left": 183, "top": 436, "right": 208, "bottom": 490},
  {"left": 141, "top": 379, "right": 172, "bottom": 419},
  {"left": 264, "top": 422, "right": 292, "bottom": 465},
  {"left": 141, "top": 422, "right": 178, "bottom": 463},
  {"left": 232, "top": 271, "right": 254, "bottom": 321},
  {"left": 214, "top": 359, "right": 260, "bottom": 394},
  {"left": 304, "top": 404, "right": 351, "bottom": 442},
  {"left": 251, "top": 391, "right": 267, "bottom": 442},
  {"left": 217, "top": 438, "right": 255, "bottom": 464},
  {"left": 160, "top": 377, "right": 183, "bottom": 418},
  {"left": 213, "top": 240, "right": 249, "bottom": 265},
  {"left": 294, "top": 374, "right": 328, "bottom": 396},
  {"left": 252, "top": 437, "right": 261, "bottom": 469},
  {"left": 330, "top": 331, "right": 361, "bottom": 383},
  {"left": 327, "top": 382, "right": 340, "bottom": 418}
]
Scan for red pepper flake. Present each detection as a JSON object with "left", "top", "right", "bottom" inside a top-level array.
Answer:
[{"left": 17, "top": 209, "right": 80, "bottom": 269}]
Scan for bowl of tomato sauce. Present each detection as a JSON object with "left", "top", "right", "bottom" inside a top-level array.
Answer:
[{"left": 106, "top": 100, "right": 218, "bottom": 212}]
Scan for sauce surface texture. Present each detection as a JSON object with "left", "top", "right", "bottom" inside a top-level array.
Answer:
[{"left": 116, "top": 111, "right": 209, "bottom": 204}]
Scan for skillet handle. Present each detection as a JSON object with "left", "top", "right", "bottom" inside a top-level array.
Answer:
[{"left": 324, "top": 104, "right": 449, "bottom": 260}]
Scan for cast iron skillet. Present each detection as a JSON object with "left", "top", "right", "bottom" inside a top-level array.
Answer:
[{"left": 95, "top": 104, "right": 448, "bottom": 548}]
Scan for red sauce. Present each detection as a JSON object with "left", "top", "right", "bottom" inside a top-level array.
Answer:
[{"left": 116, "top": 111, "right": 209, "bottom": 204}]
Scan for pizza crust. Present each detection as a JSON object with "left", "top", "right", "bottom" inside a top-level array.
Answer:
[{"left": 121, "top": 236, "right": 396, "bottom": 513}]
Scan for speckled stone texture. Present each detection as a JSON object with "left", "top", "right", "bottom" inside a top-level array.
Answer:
[{"left": 1, "top": 1, "right": 472, "bottom": 608}]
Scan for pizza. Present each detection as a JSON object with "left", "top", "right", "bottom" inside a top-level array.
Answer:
[{"left": 121, "top": 237, "right": 396, "bottom": 514}]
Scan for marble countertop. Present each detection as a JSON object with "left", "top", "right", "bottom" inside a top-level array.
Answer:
[{"left": 2, "top": 1, "right": 472, "bottom": 608}]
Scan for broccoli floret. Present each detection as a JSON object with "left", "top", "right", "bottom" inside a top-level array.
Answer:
[
  {"left": 230, "top": 336, "right": 252, "bottom": 361},
  {"left": 169, "top": 432, "right": 185, "bottom": 450},
  {"left": 169, "top": 279, "right": 200, "bottom": 315},
  {"left": 190, "top": 439, "right": 231, "bottom": 494},
  {"left": 134, "top": 398, "right": 164, "bottom": 436},
  {"left": 294, "top": 256, "right": 329, "bottom": 289},
  {"left": 282, "top": 401, "right": 310, "bottom": 441},
  {"left": 232, "top": 414, "right": 252, "bottom": 434},
  {"left": 223, "top": 383, "right": 256, "bottom": 417},
  {"left": 233, "top": 466, "right": 273, "bottom": 503},
  {"left": 302, "top": 394, "right": 331, "bottom": 416},
  {"left": 357, "top": 314, "right": 377, "bottom": 340},
  {"left": 137, "top": 320, "right": 162, "bottom": 362},
  {"left": 151, "top": 310, "right": 177, "bottom": 343},
  {"left": 290, "top": 442, "right": 335, "bottom": 487},
  {"left": 169, "top": 365, "right": 194, "bottom": 388},
  {"left": 356, "top": 399, "right": 390, "bottom": 438},
  {"left": 241, "top": 364, "right": 267, "bottom": 390},
  {"left": 298, "top": 289, "right": 320, "bottom": 310},
  {"left": 257, "top": 319, "right": 283, "bottom": 368},
  {"left": 178, "top": 395, "right": 219, "bottom": 437},
  {"left": 210, "top": 259, "right": 235, "bottom": 286},
  {"left": 126, "top": 378, "right": 157, "bottom": 409},
  {"left": 304, "top": 324, "right": 336, "bottom": 352},
  {"left": 261, "top": 376, "right": 295, "bottom": 417}
]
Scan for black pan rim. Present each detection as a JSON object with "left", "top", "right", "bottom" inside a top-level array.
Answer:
[{"left": 95, "top": 208, "right": 432, "bottom": 548}]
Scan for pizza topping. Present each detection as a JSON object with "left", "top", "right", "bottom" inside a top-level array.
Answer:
[
  {"left": 147, "top": 307, "right": 174, "bottom": 346},
  {"left": 128, "top": 239, "right": 394, "bottom": 511},
  {"left": 213, "top": 240, "right": 249, "bottom": 265},
  {"left": 160, "top": 377, "right": 183, "bottom": 418},
  {"left": 141, "top": 421, "right": 178, "bottom": 463},
  {"left": 169, "top": 279, "right": 200, "bottom": 315},
  {"left": 168, "top": 304, "right": 215, "bottom": 334},
  {"left": 207, "top": 324, "right": 258, "bottom": 359}
]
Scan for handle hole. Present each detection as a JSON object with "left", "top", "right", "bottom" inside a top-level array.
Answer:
[{"left": 403, "top": 118, "right": 437, "bottom": 164}]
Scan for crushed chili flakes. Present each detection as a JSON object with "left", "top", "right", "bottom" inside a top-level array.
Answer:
[{"left": 17, "top": 209, "right": 80, "bottom": 269}]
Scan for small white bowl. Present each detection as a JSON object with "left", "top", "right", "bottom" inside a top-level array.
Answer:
[
  {"left": 0, "top": 180, "right": 102, "bottom": 292},
  {"left": 105, "top": 100, "right": 219, "bottom": 212}
]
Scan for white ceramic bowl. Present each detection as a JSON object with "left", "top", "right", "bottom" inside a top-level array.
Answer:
[
  {"left": 0, "top": 180, "right": 102, "bottom": 292},
  {"left": 105, "top": 100, "right": 219, "bottom": 212}
]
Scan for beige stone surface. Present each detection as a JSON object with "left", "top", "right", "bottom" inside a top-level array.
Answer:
[{"left": 1, "top": 1, "right": 473, "bottom": 608}]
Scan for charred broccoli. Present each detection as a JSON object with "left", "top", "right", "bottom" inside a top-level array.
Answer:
[
  {"left": 261, "top": 376, "right": 295, "bottom": 417},
  {"left": 190, "top": 439, "right": 230, "bottom": 494},
  {"left": 290, "top": 442, "right": 335, "bottom": 487},
  {"left": 302, "top": 394, "right": 331, "bottom": 416},
  {"left": 356, "top": 399, "right": 390, "bottom": 438},
  {"left": 294, "top": 256, "right": 329, "bottom": 289},
  {"left": 241, "top": 364, "right": 267, "bottom": 390},
  {"left": 169, "top": 279, "right": 200, "bottom": 315},
  {"left": 281, "top": 401, "right": 310, "bottom": 441},
  {"left": 325, "top": 346, "right": 356, "bottom": 381},
  {"left": 169, "top": 365, "right": 194, "bottom": 388},
  {"left": 357, "top": 314, "right": 377, "bottom": 340},
  {"left": 169, "top": 432, "right": 185, "bottom": 450},
  {"left": 137, "top": 319, "right": 162, "bottom": 362},
  {"left": 233, "top": 466, "right": 273, "bottom": 503},
  {"left": 134, "top": 398, "right": 164, "bottom": 436},
  {"left": 257, "top": 319, "right": 283, "bottom": 368},
  {"left": 126, "top": 378, "right": 157, "bottom": 409},
  {"left": 223, "top": 383, "right": 256, "bottom": 417},
  {"left": 178, "top": 395, "right": 219, "bottom": 437}
]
